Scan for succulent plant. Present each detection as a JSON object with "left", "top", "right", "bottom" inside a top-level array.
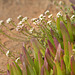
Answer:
[{"left": 7, "top": 11, "right": 75, "bottom": 75}]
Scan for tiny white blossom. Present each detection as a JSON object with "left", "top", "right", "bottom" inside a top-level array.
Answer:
[
  {"left": 16, "top": 27, "right": 20, "bottom": 31},
  {"left": 21, "top": 24, "right": 25, "bottom": 27},
  {"left": 29, "top": 27, "right": 34, "bottom": 33},
  {"left": 22, "top": 17, "right": 28, "bottom": 22},
  {"left": 59, "top": 1, "right": 63, "bottom": 5},
  {"left": 36, "top": 20, "right": 40, "bottom": 24},
  {"left": 18, "top": 21, "right": 23, "bottom": 25},
  {"left": 56, "top": 11, "right": 62, "bottom": 17},
  {"left": 48, "top": 14, "right": 53, "bottom": 18},
  {"left": 33, "top": 22, "right": 37, "bottom": 25},
  {"left": 16, "top": 26, "right": 22, "bottom": 31},
  {"left": 70, "top": 15, "right": 75, "bottom": 20},
  {"left": 45, "top": 10, "right": 49, "bottom": 15},
  {"left": 15, "top": 57, "right": 20, "bottom": 63},
  {"left": 17, "top": 15, "right": 22, "bottom": 20},
  {"left": 39, "top": 14, "right": 44, "bottom": 18},
  {"left": 47, "top": 21, "right": 52, "bottom": 25},
  {"left": 6, "top": 18, "right": 12, "bottom": 24},
  {"left": 33, "top": 20, "right": 40, "bottom": 25},
  {"left": 16, "top": 24, "right": 24, "bottom": 31},
  {"left": 31, "top": 18, "right": 37, "bottom": 22},
  {"left": 16, "top": 26, "right": 21, "bottom": 31},
  {"left": 0, "top": 20, "right": 4, "bottom": 25},
  {"left": 73, "top": 49, "right": 75, "bottom": 51},
  {"left": 6, "top": 50, "right": 10, "bottom": 57},
  {"left": 39, "top": 17, "right": 44, "bottom": 21}
]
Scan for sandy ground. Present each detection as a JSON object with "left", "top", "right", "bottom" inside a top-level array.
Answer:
[{"left": 0, "top": 0, "right": 70, "bottom": 74}]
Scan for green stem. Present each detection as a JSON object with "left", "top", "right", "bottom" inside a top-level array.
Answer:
[
  {"left": 3, "top": 24, "right": 26, "bottom": 39},
  {"left": 0, "top": 29, "right": 26, "bottom": 42},
  {"left": 11, "top": 22, "right": 16, "bottom": 27},
  {"left": 26, "top": 21, "right": 32, "bottom": 28}
]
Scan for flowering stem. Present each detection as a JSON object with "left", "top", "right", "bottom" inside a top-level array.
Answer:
[
  {"left": 3, "top": 24, "right": 26, "bottom": 39},
  {"left": 0, "top": 47, "right": 6, "bottom": 55},
  {"left": 26, "top": 21, "right": 32, "bottom": 28},
  {"left": 0, "top": 29, "right": 26, "bottom": 42},
  {"left": 11, "top": 22, "right": 16, "bottom": 27},
  {"left": 0, "top": 41, "right": 8, "bottom": 50}
]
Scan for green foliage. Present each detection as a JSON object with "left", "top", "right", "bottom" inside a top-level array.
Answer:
[{"left": 7, "top": 11, "right": 75, "bottom": 75}]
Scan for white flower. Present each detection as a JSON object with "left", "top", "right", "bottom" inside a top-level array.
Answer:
[
  {"left": 22, "top": 17, "right": 28, "bottom": 22},
  {"left": 16, "top": 27, "right": 20, "bottom": 31},
  {"left": 17, "top": 15, "right": 22, "bottom": 20},
  {"left": 47, "top": 21, "right": 52, "bottom": 25},
  {"left": 18, "top": 21, "right": 23, "bottom": 25},
  {"left": 21, "top": 24, "right": 25, "bottom": 27},
  {"left": 39, "top": 17, "right": 44, "bottom": 21},
  {"left": 59, "top": 1, "right": 63, "bottom": 5},
  {"left": 6, "top": 18, "right": 12, "bottom": 24},
  {"left": 6, "top": 50, "right": 10, "bottom": 57},
  {"left": 70, "top": 15, "right": 75, "bottom": 20},
  {"left": 33, "top": 20, "right": 40, "bottom": 25},
  {"left": 45, "top": 10, "right": 49, "bottom": 14},
  {"left": 16, "top": 24, "right": 24, "bottom": 31},
  {"left": 31, "top": 18, "right": 37, "bottom": 22},
  {"left": 48, "top": 14, "right": 53, "bottom": 18},
  {"left": 73, "top": 49, "right": 75, "bottom": 51},
  {"left": 36, "top": 20, "right": 40, "bottom": 24},
  {"left": 39, "top": 14, "right": 43, "bottom": 18},
  {"left": 16, "top": 26, "right": 21, "bottom": 31},
  {"left": 33, "top": 22, "right": 37, "bottom": 25},
  {"left": 29, "top": 27, "right": 34, "bottom": 33},
  {"left": 0, "top": 20, "right": 4, "bottom": 25},
  {"left": 15, "top": 57, "right": 20, "bottom": 63},
  {"left": 56, "top": 11, "right": 62, "bottom": 17}
]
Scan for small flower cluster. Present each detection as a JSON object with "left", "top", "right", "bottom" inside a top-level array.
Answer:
[
  {"left": 29, "top": 27, "right": 35, "bottom": 33},
  {"left": 56, "top": 11, "right": 62, "bottom": 17},
  {"left": 70, "top": 15, "right": 75, "bottom": 20},
  {"left": 6, "top": 50, "right": 10, "bottom": 57},
  {"left": 0, "top": 20, "right": 4, "bottom": 25},
  {"left": 6, "top": 18, "right": 12, "bottom": 24},
  {"left": 16, "top": 16, "right": 28, "bottom": 31}
]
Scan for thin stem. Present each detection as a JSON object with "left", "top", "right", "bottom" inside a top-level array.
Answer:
[
  {"left": 3, "top": 24, "right": 26, "bottom": 39},
  {"left": 0, "top": 29, "right": 27, "bottom": 42}
]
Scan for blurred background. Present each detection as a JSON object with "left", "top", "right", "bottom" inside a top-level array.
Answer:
[
  {"left": 0, "top": 0, "right": 70, "bottom": 20},
  {"left": 0, "top": 0, "right": 50, "bottom": 21}
]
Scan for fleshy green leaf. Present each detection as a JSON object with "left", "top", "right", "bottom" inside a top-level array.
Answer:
[{"left": 66, "top": 15, "right": 73, "bottom": 42}]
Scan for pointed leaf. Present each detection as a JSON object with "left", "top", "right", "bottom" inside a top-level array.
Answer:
[
  {"left": 66, "top": 15, "right": 73, "bottom": 42},
  {"left": 47, "top": 40, "right": 56, "bottom": 55}
]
